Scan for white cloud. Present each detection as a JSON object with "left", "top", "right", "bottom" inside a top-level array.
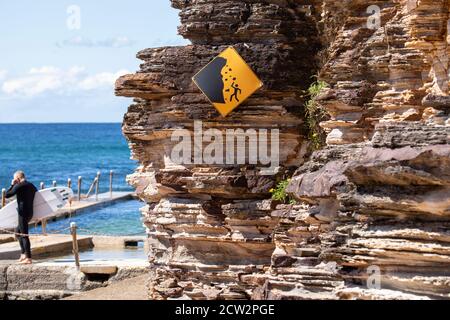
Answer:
[
  {"left": 56, "top": 36, "right": 136, "bottom": 48},
  {"left": 78, "top": 69, "right": 129, "bottom": 90},
  {"left": 2, "top": 66, "right": 84, "bottom": 96},
  {"left": 2, "top": 66, "right": 129, "bottom": 96}
]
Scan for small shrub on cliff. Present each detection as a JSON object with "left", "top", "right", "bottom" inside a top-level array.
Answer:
[
  {"left": 304, "top": 80, "right": 329, "bottom": 150},
  {"left": 270, "top": 179, "right": 296, "bottom": 204}
]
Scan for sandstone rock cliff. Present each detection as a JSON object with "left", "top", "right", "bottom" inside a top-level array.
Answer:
[
  {"left": 281, "top": 0, "right": 450, "bottom": 300},
  {"left": 116, "top": 0, "right": 450, "bottom": 300}
]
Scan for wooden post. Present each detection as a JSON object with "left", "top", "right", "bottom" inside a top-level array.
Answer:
[
  {"left": 77, "top": 176, "right": 82, "bottom": 201},
  {"left": 67, "top": 178, "right": 72, "bottom": 189},
  {"left": 52, "top": 180, "right": 57, "bottom": 187},
  {"left": 95, "top": 171, "right": 101, "bottom": 201},
  {"left": 41, "top": 219, "right": 47, "bottom": 236},
  {"left": 40, "top": 182, "right": 45, "bottom": 190},
  {"left": 70, "top": 222, "right": 80, "bottom": 268},
  {"left": 1, "top": 188, "right": 6, "bottom": 208},
  {"left": 109, "top": 170, "right": 114, "bottom": 198}
]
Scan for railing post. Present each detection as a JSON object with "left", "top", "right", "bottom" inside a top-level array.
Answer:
[
  {"left": 95, "top": 171, "right": 101, "bottom": 201},
  {"left": 1, "top": 188, "right": 6, "bottom": 208},
  {"left": 67, "top": 178, "right": 72, "bottom": 189},
  {"left": 40, "top": 182, "right": 45, "bottom": 190},
  {"left": 52, "top": 180, "right": 57, "bottom": 187},
  {"left": 109, "top": 170, "right": 114, "bottom": 199},
  {"left": 77, "top": 176, "right": 82, "bottom": 201},
  {"left": 70, "top": 222, "right": 80, "bottom": 268}
]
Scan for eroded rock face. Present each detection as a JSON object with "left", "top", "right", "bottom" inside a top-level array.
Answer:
[
  {"left": 116, "top": 0, "right": 321, "bottom": 300},
  {"left": 283, "top": 130, "right": 450, "bottom": 299},
  {"left": 281, "top": 0, "right": 450, "bottom": 299},
  {"left": 117, "top": 0, "right": 450, "bottom": 299},
  {"left": 318, "top": 0, "right": 450, "bottom": 145}
]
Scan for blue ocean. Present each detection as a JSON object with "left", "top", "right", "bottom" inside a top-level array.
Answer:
[
  {"left": 0, "top": 123, "right": 145, "bottom": 236},
  {"left": 0, "top": 123, "right": 134, "bottom": 191}
]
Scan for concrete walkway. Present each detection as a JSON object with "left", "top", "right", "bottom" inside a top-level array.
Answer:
[{"left": 64, "top": 275, "right": 149, "bottom": 300}]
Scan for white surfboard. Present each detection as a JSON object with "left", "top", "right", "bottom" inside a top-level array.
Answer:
[{"left": 0, "top": 187, "right": 74, "bottom": 229}]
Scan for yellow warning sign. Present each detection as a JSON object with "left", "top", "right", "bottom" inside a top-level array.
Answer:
[{"left": 192, "top": 47, "right": 263, "bottom": 117}]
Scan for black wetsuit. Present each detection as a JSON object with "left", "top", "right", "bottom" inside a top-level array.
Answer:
[{"left": 6, "top": 181, "right": 37, "bottom": 259}]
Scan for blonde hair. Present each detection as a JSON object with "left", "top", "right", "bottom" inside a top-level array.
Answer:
[{"left": 14, "top": 171, "right": 26, "bottom": 180}]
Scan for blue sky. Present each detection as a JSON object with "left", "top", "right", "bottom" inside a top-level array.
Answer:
[{"left": 0, "top": 0, "right": 189, "bottom": 123}]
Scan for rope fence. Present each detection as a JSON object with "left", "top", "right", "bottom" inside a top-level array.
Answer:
[
  {"left": 0, "top": 226, "right": 70, "bottom": 238},
  {"left": 0, "top": 223, "right": 145, "bottom": 269},
  {"left": 0, "top": 170, "right": 145, "bottom": 268}
]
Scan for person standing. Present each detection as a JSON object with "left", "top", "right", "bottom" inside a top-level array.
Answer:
[{"left": 5, "top": 171, "right": 37, "bottom": 264}]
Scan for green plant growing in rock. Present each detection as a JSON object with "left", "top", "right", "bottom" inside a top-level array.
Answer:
[
  {"left": 270, "top": 179, "right": 296, "bottom": 204},
  {"left": 304, "top": 79, "right": 329, "bottom": 150}
]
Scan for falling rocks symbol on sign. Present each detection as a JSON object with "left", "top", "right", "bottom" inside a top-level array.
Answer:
[
  {"left": 193, "top": 46, "right": 263, "bottom": 117},
  {"left": 192, "top": 57, "right": 228, "bottom": 104}
]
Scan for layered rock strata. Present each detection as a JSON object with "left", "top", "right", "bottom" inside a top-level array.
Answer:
[
  {"left": 281, "top": 0, "right": 450, "bottom": 299},
  {"left": 117, "top": 0, "right": 450, "bottom": 299},
  {"left": 317, "top": 0, "right": 450, "bottom": 145},
  {"left": 116, "top": 0, "right": 321, "bottom": 300}
]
